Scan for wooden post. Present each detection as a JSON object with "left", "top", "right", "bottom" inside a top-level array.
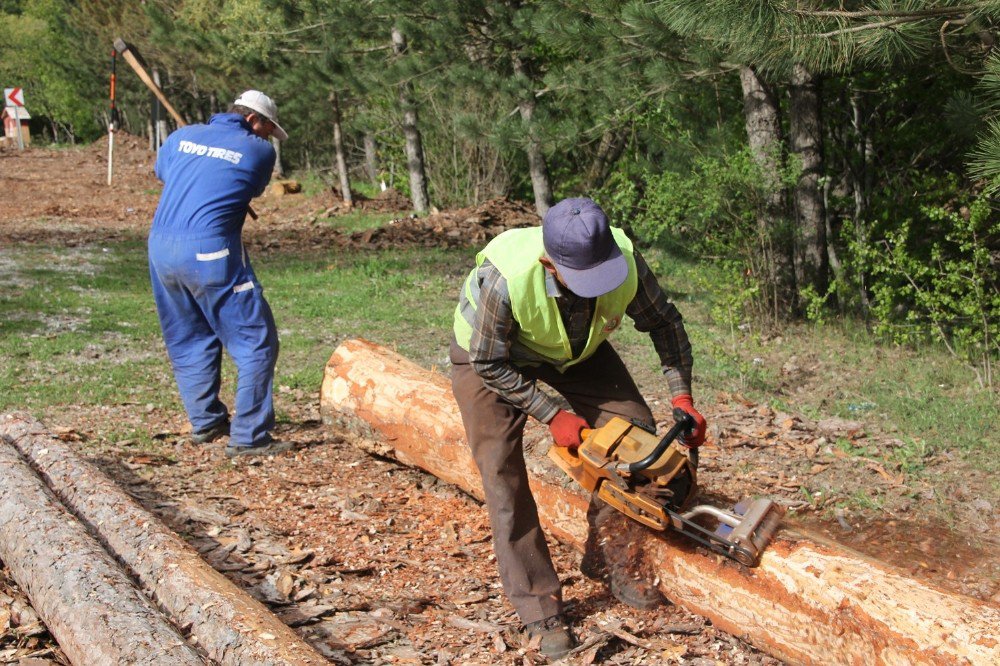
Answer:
[
  {"left": 0, "top": 412, "right": 328, "bottom": 666},
  {"left": 0, "top": 441, "right": 204, "bottom": 665},
  {"left": 319, "top": 339, "right": 1000, "bottom": 666}
]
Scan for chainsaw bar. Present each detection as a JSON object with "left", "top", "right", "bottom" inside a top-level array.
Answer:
[{"left": 665, "top": 509, "right": 759, "bottom": 567}]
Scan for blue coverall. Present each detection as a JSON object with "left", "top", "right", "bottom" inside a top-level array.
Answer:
[{"left": 148, "top": 113, "right": 278, "bottom": 447}]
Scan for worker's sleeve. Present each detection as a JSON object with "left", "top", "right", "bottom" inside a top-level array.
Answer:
[
  {"left": 249, "top": 144, "right": 277, "bottom": 198},
  {"left": 626, "top": 251, "right": 694, "bottom": 398},
  {"left": 468, "top": 262, "right": 562, "bottom": 423}
]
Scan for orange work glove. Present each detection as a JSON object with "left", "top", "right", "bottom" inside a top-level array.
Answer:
[
  {"left": 671, "top": 394, "right": 706, "bottom": 447},
  {"left": 548, "top": 409, "right": 589, "bottom": 448}
]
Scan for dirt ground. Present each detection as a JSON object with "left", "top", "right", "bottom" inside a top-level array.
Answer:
[{"left": 1, "top": 136, "right": 998, "bottom": 665}]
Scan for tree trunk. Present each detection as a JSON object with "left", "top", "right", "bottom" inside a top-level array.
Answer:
[
  {"left": 391, "top": 26, "right": 431, "bottom": 214},
  {"left": 585, "top": 124, "right": 630, "bottom": 191},
  {"left": 364, "top": 132, "right": 380, "bottom": 186},
  {"left": 0, "top": 412, "right": 328, "bottom": 666},
  {"left": 152, "top": 69, "right": 169, "bottom": 148},
  {"left": 740, "top": 65, "right": 796, "bottom": 322},
  {"left": 319, "top": 339, "right": 1000, "bottom": 666},
  {"left": 272, "top": 136, "right": 285, "bottom": 179},
  {"left": 789, "top": 63, "right": 829, "bottom": 300},
  {"left": 330, "top": 91, "right": 353, "bottom": 207},
  {"left": 0, "top": 439, "right": 204, "bottom": 665},
  {"left": 513, "top": 55, "right": 554, "bottom": 218},
  {"left": 849, "top": 88, "right": 874, "bottom": 315}
]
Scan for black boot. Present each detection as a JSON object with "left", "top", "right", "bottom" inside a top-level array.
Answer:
[
  {"left": 524, "top": 614, "right": 577, "bottom": 660},
  {"left": 608, "top": 567, "right": 666, "bottom": 610}
]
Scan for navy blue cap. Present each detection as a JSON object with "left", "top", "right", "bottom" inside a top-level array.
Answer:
[{"left": 542, "top": 197, "right": 626, "bottom": 297}]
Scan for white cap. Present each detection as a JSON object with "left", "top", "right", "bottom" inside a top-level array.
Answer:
[{"left": 233, "top": 90, "right": 288, "bottom": 141}]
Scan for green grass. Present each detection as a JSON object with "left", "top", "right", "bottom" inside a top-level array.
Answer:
[
  {"left": 0, "top": 241, "right": 467, "bottom": 417},
  {"left": 657, "top": 248, "right": 997, "bottom": 491},
  {"left": 266, "top": 247, "right": 465, "bottom": 394},
  {"left": 327, "top": 210, "right": 402, "bottom": 233},
  {"left": 1, "top": 235, "right": 995, "bottom": 499}
]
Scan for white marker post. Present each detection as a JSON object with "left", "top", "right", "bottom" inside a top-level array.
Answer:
[
  {"left": 5, "top": 87, "right": 25, "bottom": 150},
  {"left": 108, "top": 50, "right": 118, "bottom": 186}
]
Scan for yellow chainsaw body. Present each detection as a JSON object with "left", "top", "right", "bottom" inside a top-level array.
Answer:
[{"left": 547, "top": 417, "right": 698, "bottom": 530}]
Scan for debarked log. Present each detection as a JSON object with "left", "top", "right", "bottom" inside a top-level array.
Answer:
[
  {"left": 0, "top": 412, "right": 327, "bottom": 666},
  {"left": 320, "top": 338, "right": 1000, "bottom": 666},
  {"left": 0, "top": 440, "right": 205, "bottom": 666}
]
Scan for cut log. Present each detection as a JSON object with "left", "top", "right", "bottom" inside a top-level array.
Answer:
[
  {"left": 0, "top": 412, "right": 327, "bottom": 666},
  {"left": 0, "top": 440, "right": 204, "bottom": 665},
  {"left": 320, "top": 338, "right": 1000, "bottom": 666}
]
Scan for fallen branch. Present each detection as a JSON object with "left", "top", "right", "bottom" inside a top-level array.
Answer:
[
  {"left": 0, "top": 412, "right": 327, "bottom": 666},
  {"left": 320, "top": 339, "right": 1000, "bottom": 666},
  {"left": 0, "top": 440, "right": 203, "bottom": 665}
]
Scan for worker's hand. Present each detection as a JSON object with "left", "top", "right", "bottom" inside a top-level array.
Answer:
[
  {"left": 548, "top": 409, "right": 588, "bottom": 448},
  {"left": 671, "top": 395, "right": 706, "bottom": 447}
]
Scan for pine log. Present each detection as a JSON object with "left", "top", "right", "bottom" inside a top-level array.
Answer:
[
  {"left": 320, "top": 338, "right": 1000, "bottom": 666},
  {"left": 0, "top": 440, "right": 204, "bottom": 666},
  {"left": 0, "top": 412, "right": 327, "bottom": 666}
]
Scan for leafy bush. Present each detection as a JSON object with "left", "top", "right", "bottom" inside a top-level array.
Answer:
[
  {"left": 850, "top": 194, "right": 999, "bottom": 387},
  {"left": 598, "top": 146, "right": 798, "bottom": 327}
]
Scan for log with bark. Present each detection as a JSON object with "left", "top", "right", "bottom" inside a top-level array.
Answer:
[
  {"left": 0, "top": 439, "right": 204, "bottom": 665},
  {"left": 320, "top": 338, "right": 1000, "bottom": 666},
  {"left": 0, "top": 412, "right": 327, "bottom": 666}
]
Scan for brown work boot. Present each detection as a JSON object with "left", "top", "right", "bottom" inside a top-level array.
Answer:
[
  {"left": 608, "top": 567, "right": 666, "bottom": 610},
  {"left": 579, "top": 540, "right": 607, "bottom": 580},
  {"left": 524, "top": 614, "right": 577, "bottom": 660},
  {"left": 597, "top": 505, "right": 666, "bottom": 610},
  {"left": 581, "top": 494, "right": 615, "bottom": 579}
]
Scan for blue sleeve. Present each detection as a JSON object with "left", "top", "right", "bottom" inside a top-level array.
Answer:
[{"left": 250, "top": 144, "right": 277, "bottom": 198}]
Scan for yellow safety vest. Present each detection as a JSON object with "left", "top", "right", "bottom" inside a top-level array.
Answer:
[{"left": 453, "top": 226, "right": 638, "bottom": 371}]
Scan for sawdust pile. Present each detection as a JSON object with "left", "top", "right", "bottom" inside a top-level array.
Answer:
[
  {"left": 346, "top": 197, "right": 539, "bottom": 249},
  {"left": 249, "top": 196, "right": 539, "bottom": 254}
]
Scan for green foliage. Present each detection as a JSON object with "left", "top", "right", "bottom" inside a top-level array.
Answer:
[
  {"left": 599, "top": 144, "right": 799, "bottom": 323},
  {"left": 799, "top": 283, "right": 835, "bottom": 326},
  {"left": 4, "top": 0, "right": 1000, "bottom": 398},
  {"left": 0, "top": 0, "right": 106, "bottom": 141},
  {"left": 968, "top": 119, "right": 1000, "bottom": 192},
  {"left": 849, "top": 194, "right": 1000, "bottom": 386}
]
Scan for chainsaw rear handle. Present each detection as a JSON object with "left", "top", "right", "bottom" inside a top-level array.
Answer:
[{"left": 622, "top": 408, "right": 694, "bottom": 473}]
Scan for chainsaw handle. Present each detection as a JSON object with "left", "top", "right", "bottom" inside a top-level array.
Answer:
[{"left": 623, "top": 408, "right": 694, "bottom": 473}]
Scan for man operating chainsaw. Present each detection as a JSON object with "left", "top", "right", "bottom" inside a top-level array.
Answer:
[
  {"left": 149, "top": 90, "right": 292, "bottom": 458},
  {"left": 450, "top": 196, "right": 706, "bottom": 659}
]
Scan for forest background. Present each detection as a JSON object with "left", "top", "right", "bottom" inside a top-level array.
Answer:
[{"left": 1, "top": 2, "right": 997, "bottom": 403}]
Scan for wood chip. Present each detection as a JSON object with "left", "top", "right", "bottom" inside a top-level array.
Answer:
[{"left": 446, "top": 615, "right": 503, "bottom": 634}]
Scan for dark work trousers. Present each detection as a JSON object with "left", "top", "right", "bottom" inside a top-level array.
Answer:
[{"left": 450, "top": 338, "right": 654, "bottom": 625}]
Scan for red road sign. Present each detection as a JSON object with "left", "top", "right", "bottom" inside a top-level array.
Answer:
[{"left": 5, "top": 87, "right": 24, "bottom": 107}]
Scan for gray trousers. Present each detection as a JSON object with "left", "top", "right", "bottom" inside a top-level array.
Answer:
[{"left": 450, "top": 338, "right": 653, "bottom": 624}]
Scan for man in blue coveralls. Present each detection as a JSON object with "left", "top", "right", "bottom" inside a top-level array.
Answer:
[{"left": 149, "top": 90, "right": 291, "bottom": 457}]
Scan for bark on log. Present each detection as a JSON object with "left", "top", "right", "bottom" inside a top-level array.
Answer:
[
  {"left": 0, "top": 440, "right": 204, "bottom": 666},
  {"left": 0, "top": 412, "right": 327, "bottom": 666},
  {"left": 320, "top": 338, "right": 1000, "bottom": 666}
]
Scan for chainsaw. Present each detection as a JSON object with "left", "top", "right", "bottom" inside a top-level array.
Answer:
[{"left": 548, "top": 409, "right": 783, "bottom": 567}]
